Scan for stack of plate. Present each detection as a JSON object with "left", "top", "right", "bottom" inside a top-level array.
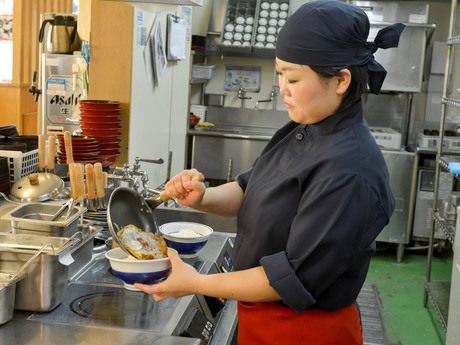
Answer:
[
  {"left": 0, "top": 157, "right": 10, "bottom": 192},
  {"left": 0, "top": 125, "right": 19, "bottom": 138},
  {"left": 0, "top": 125, "right": 37, "bottom": 153},
  {"left": 56, "top": 135, "right": 101, "bottom": 165},
  {"left": 79, "top": 100, "right": 121, "bottom": 167},
  {"left": 6, "top": 135, "right": 39, "bottom": 151}
]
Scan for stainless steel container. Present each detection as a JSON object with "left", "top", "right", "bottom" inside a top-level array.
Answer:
[
  {"left": 0, "top": 273, "right": 25, "bottom": 325},
  {"left": 0, "top": 226, "right": 98, "bottom": 312},
  {"left": 1, "top": 203, "right": 86, "bottom": 236}
]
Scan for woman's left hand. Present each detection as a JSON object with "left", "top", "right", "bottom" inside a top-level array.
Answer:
[{"left": 134, "top": 248, "right": 199, "bottom": 301}]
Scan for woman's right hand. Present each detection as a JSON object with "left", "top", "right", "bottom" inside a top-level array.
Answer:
[{"left": 164, "top": 169, "right": 206, "bottom": 207}]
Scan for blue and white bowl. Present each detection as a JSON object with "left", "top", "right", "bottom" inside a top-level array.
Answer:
[
  {"left": 159, "top": 222, "right": 213, "bottom": 258},
  {"left": 105, "top": 247, "right": 171, "bottom": 291}
]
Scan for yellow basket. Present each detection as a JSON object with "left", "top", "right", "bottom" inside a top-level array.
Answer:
[{"left": 0, "top": 149, "right": 39, "bottom": 183}]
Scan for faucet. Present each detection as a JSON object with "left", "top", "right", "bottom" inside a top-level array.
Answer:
[
  {"left": 255, "top": 85, "right": 279, "bottom": 110},
  {"left": 107, "top": 156, "right": 164, "bottom": 194},
  {"left": 238, "top": 85, "right": 253, "bottom": 108}
]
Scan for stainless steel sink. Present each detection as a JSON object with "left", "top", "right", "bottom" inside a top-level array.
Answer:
[{"left": 154, "top": 203, "right": 237, "bottom": 234}]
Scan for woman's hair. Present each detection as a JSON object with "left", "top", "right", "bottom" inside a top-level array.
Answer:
[{"left": 310, "top": 65, "right": 368, "bottom": 111}]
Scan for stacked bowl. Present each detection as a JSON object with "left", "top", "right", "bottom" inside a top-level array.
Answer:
[
  {"left": 56, "top": 135, "right": 100, "bottom": 165},
  {"left": 79, "top": 100, "right": 121, "bottom": 167}
]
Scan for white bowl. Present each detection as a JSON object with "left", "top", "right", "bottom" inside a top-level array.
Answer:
[
  {"left": 159, "top": 222, "right": 213, "bottom": 258},
  {"left": 105, "top": 247, "right": 171, "bottom": 291}
]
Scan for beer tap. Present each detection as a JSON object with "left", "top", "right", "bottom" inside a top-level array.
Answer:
[{"left": 28, "top": 71, "right": 41, "bottom": 102}]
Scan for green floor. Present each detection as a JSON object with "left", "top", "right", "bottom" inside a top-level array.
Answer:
[{"left": 365, "top": 244, "right": 453, "bottom": 345}]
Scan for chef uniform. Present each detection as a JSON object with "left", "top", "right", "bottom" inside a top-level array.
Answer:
[{"left": 232, "top": 1, "right": 404, "bottom": 343}]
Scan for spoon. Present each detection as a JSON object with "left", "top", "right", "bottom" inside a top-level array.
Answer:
[{"left": 144, "top": 172, "right": 204, "bottom": 211}]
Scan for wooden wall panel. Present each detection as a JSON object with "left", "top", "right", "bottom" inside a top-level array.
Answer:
[
  {"left": 87, "top": 1, "right": 133, "bottom": 166},
  {"left": 0, "top": 0, "right": 72, "bottom": 133}
]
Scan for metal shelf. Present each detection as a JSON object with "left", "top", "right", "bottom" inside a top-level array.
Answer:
[
  {"left": 425, "top": 0, "right": 459, "bottom": 341},
  {"left": 433, "top": 210, "right": 456, "bottom": 244},
  {"left": 425, "top": 280, "right": 450, "bottom": 332},
  {"left": 442, "top": 97, "right": 460, "bottom": 108}
]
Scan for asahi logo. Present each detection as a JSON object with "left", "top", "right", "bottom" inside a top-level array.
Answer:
[{"left": 49, "top": 94, "right": 80, "bottom": 106}]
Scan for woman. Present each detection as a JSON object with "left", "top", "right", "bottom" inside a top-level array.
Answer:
[{"left": 136, "top": 1, "right": 404, "bottom": 343}]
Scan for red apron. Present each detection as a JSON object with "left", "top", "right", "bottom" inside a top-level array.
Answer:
[{"left": 237, "top": 301, "right": 363, "bottom": 345}]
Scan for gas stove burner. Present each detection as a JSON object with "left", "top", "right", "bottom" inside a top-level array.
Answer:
[{"left": 70, "top": 291, "right": 153, "bottom": 321}]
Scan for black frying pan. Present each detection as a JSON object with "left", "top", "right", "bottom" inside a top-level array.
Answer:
[{"left": 107, "top": 186, "right": 159, "bottom": 256}]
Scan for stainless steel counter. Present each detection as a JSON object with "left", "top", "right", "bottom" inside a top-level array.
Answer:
[
  {"left": 0, "top": 317, "right": 206, "bottom": 345},
  {"left": 0, "top": 199, "right": 238, "bottom": 345}
]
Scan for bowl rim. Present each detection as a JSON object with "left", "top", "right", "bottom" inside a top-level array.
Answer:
[
  {"left": 159, "top": 221, "right": 213, "bottom": 239},
  {"left": 105, "top": 247, "right": 170, "bottom": 263}
]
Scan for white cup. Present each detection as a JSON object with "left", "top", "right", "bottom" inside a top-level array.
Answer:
[
  {"left": 235, "top": 16, "right": 245, "bottom": 24},
  {"left": 256, "top": 34, "right": 266, "bottom": 42},
  {"left": 223, "top": 32, "right": 233, "bottom": 40},
  {"left": 235, "top": 24, "right": 244, "bottom": 32},
  {"left": 246, "top": 17, "right": 254, "bottom": 25},
  {"left": 279, "top": 11, "right": 288, "bottom": 19},
  {"left": 245, "top": 25, "right": 253, "bottom": 33},
  {"left": 259, "top": 18, "right": 268, "bottom": 26},
  {"left": 266, "top": 34, "right": 276, "bottom": 43},
  {"left": 260, "top": 2, "right": 270, "bottom": 10},
  {"left": 270, "top": 2, "right": 280, "bottom": 10},
  {"left": 280, "top": 3, "right": 289, "bottom": 11},
  {"left": 259, "top": 10, "right": 269, "bottom": 18},
  {"left": 233, "top": 32, "right": 243, "bottom": 41},
  {"left": 269, "top": 18, "right": 278, "bottom": 26},
  {"left": 267, "top": 26, "right": 277, "bottom": 35},
  {"left": 270, "top": 11, "right": 279, "bottom": 18},
  {"left": 257, "top": 26, "right": 267, "bottom": 34}
]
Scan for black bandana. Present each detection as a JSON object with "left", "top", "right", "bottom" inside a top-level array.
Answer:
[{"left": 276, "top": 0, "right": 405, "bottom": 94}]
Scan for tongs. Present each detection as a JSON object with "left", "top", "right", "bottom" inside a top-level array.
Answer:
[{"left": 51, "top": 198, "right": 77, "bottom": 221}]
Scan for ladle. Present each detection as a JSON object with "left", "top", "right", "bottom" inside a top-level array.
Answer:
[{"left": 144, "top": 172, "right": 204, "bottom": 211}]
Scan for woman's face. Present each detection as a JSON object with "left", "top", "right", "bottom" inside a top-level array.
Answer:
[{"left": 275, "top": 58, "right": 345, "bottom": 125}]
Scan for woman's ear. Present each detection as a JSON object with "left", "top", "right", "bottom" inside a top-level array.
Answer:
[{"left": 336, "top": 69, "right": 352, "bottom": 95}]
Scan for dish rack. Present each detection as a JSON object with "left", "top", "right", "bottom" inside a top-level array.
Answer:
[{"left": 0, "top": 149, "right": 38, "bottom": 183}]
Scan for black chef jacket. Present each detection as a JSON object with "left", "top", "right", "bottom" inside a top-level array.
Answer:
[{"left": 234, "top": 100, "right": 395, "bottom": 314}]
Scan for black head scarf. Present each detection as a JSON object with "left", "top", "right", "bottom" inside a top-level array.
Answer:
[{"left": 276, "top": 0, "right": 405, "bottom": 94}]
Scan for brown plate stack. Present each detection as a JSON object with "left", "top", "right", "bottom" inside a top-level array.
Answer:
[
  {"left": 56, "top": 135, "right": 101, "bottom": 165},
  {"left": 79, "top": 100, "right": 121, "bottom": 167}
]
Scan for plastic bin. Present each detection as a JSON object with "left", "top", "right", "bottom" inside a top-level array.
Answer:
[{"left": 0, "top": 149, "right": 38, "bottom": 183}]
